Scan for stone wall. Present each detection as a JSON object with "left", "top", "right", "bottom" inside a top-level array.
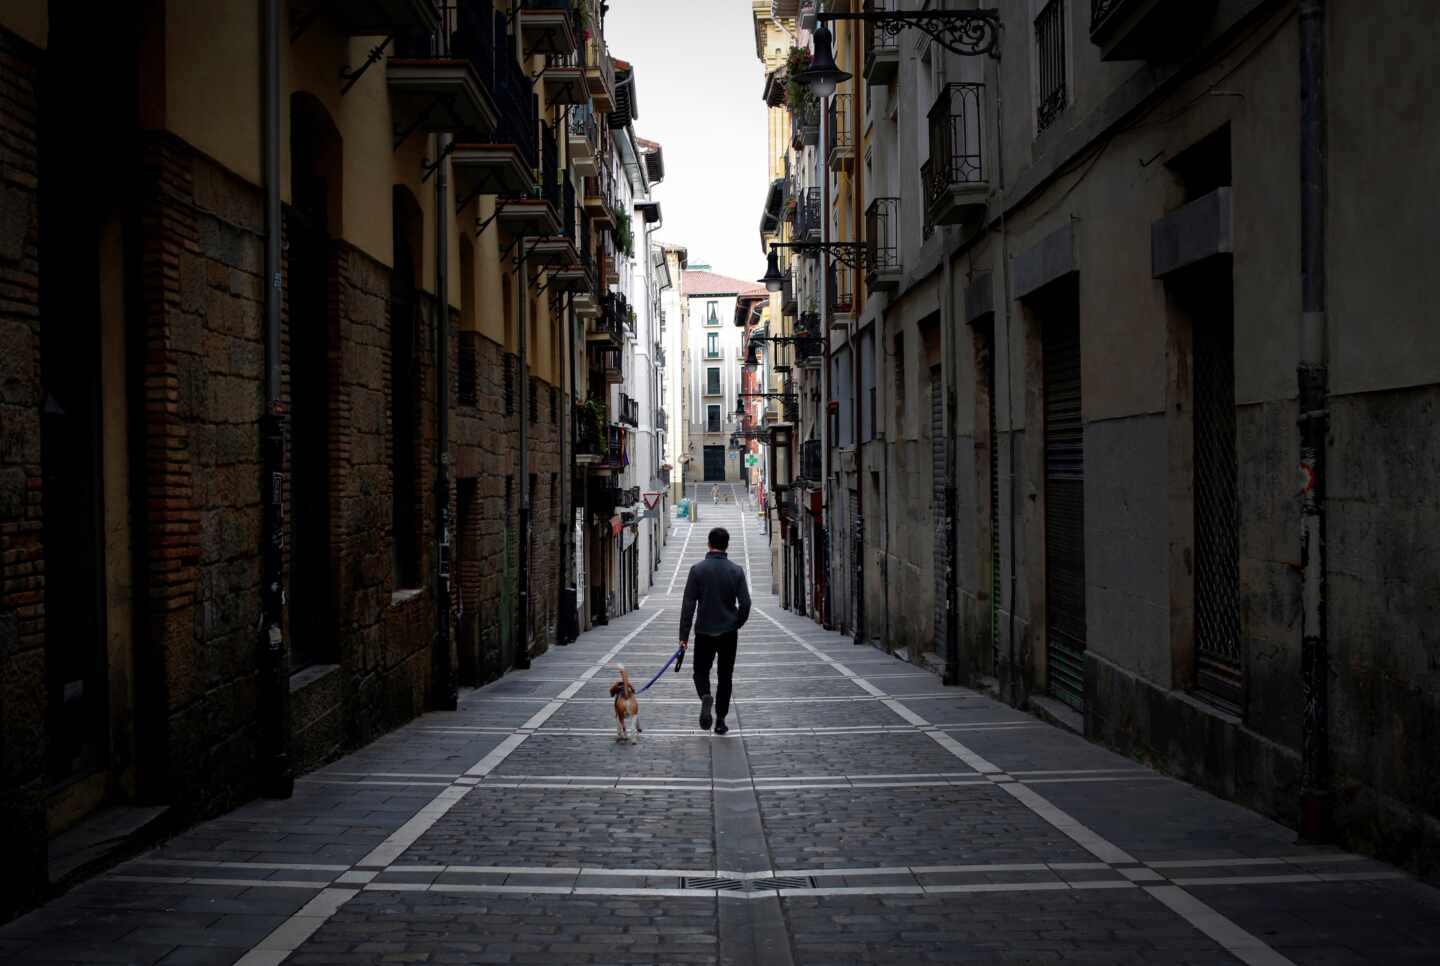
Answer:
[
  {"left": 453, "top": 330, "right": 568, "bottom": 685},
  {"left": 0, "top": 25, "right": 47, "bottom": 915}
]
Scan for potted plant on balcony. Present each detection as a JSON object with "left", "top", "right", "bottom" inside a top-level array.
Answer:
[
  {"left": 577, "top": 397, "right": 607, "bottom": 451},
  {"left": 612, "top": 207, "right": 634, "bottom": 258}
]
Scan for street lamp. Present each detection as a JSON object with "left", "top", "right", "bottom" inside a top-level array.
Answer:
[
  {"left": 759, "top": 247, "right": 786, "bottom": 292},
  {"left": 795, "top": 21, "right": 850, "bottom": 99}
]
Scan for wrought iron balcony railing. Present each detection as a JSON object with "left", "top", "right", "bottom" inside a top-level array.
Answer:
[
  {"left": 924, "top": 82, "right": 988, "bottom": 228},
  {"left": 862, "top": 0, "right": 899, "bottom": 84},
  {"left": 796, "top": 186, "right": 822, "bottom": 242},
  {"left": 829, "top": 261, "right": 855, "bottom": 318},
  {"left": 865, "top": 197, "right": 901, "bottom": 289},
  {"left": 828, "top": 93, "right": 853, "bottom": 169}
]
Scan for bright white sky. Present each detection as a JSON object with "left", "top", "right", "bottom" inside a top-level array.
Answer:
[{"left": 605, "top": 0, "right": 772, "bottom": 282}]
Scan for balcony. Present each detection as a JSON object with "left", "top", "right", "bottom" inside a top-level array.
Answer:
[
  {"left": 568, "top": 101, "right": 599, "bottom": 176},
  {"left": 585, "top": 36, "right": 617, "bottom": 113},
  {"left": 574, "top": 404, "right": 606, "bottom": 465},
  {"left": 1090, "top": 0, "right": 1212, "bottom": 61},
  {"left": 598, "top": 427, "right": 626, "bottom": 471},
  {"left": 861, "top": 0, "right": 898, "bottom": 85},
  {"left": 618, "top": 393, "right": 639, "bottom": 428},
  {"left": 517, "top": 0, "right": 576, "bottom": 57},
  {"left": 527, "top": 180, "right": 582, "bottom": 268},
  {"left": 829, "top": 262, "right": 855, "bottom": 326},
  {"left": 790, "top": 97, "right": 820, "bottom": 149},
  {"left": 796, "top": 336, "right": 824, "bottom": 368},
  {"left": 800, "top": 438, "right": 822, "bottom": 484},
  {"left": 828, "top": 93, "right": 853, "bottom": 171},
  {"left": 924, "top": 83, "right": 989, "bottom": 228},
  {"left": 584, "top": 309, "right": 624, "bottom": 348},
  {"left": 865, "top": 197, "right": 901, "bottom": 292},
  {"left": 450, "top": 6, "right": 537, "bottom": 202},
  {"left": 598, "top": 347, "right": 623, "bottom": 384},
  {"left": 539, "top": 46, "right": 588, "bottom": 106},
  {"left": 796, "top": 186, "right": 822, "bottom": 243},
  {"left": 781, "top": 269, "right": 797, "bottom": 315},
  {"left": 386, "top": 51, "right": 498, "bottom": 148},
  {"left": 583, "top": 167, "right": 615, "bottom": 228}
]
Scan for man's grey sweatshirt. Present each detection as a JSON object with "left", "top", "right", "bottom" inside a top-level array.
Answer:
[{"left": 679, "top": 550, "right": 751, "bottom": 641}]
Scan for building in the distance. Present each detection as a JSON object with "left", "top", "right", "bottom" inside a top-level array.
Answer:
[
  {"left": 682, "top": 269, "right": 766, "bottom": 488},
  {"left": 657, "top": 243, "right": 690, "bottom": 504}
]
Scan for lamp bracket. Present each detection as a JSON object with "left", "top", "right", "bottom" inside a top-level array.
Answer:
[{"left": 818, "top": 9, "right": 1002, "bottom": 60}]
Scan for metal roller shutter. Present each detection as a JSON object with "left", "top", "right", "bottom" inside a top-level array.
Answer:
[{"left": 1043, "top": 318, "right": 1086, "bottom": 711}]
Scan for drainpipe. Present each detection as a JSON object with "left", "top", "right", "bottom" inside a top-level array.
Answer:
[
  {"left": 259, "top": 0, "right": 292, "bottom": 800},
  {"left": 562, "top": 293, "right": 575, "bottom": 643},
  {"left": 515, "top": 239, "right": 531, "bottom": 670},
  {"left": 432, "top": 122, "right": 456, "bottom": 709},
  {"left": 1297, "top": 0, "right": 1330, "bottom": 840}
]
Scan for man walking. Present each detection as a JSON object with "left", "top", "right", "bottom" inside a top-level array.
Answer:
[{"left": 679, "top": 527, "right": 751, "bottom": 735}]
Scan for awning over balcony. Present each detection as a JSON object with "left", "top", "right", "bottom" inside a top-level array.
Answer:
[
  {"left": 759, "top": 178, "right": 784, "bottom": 243},
  {"left": 609, "top": 64, "right": 638, "bottom": 128}
]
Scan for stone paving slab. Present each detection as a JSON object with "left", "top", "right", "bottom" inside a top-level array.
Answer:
[
  {"left": 743, "top": 732, "right": 976, "bottom": 777},
  {"left": 393, "top": 785, "right": 717, "bottom": 870},
  {"left": 783, "top": 891, "right": 1240, "bottom": 965},
  {"left": 756, "top": 785, "right": 1099, "bottom": 869},
  {"left": 1186, "top": 878, "right": 1440, "bottom": 965},
  {"left": 294, "top": 891, "right": 719, "bottom": 965}
]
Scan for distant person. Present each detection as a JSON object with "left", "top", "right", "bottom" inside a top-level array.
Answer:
[
  {"left": 678, "top": 527, "right": 751, "bottom": 735},
  {"left": 712, "top": 484, "right": 720, "bottom": 504}
]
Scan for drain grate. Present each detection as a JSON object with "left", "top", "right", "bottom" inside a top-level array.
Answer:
[
  {"left": 751, "top": 876, "right": 816, "bottom": 890},
  {"left": 683, "top": 876, "right": 745, "bottom": 891},
  {"left": 682, "top": 875, "right": 817, "bottom": 892}
]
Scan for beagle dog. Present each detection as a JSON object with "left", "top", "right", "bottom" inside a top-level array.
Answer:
[{"left": 609, "top": 665, "right": 641, "bottom": 743}]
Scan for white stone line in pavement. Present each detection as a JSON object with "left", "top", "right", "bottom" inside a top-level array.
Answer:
[
  {"left": 127, "top": 859, "right": 352, "bottom": 872},
  {"left": 1144, "top": 855, "right": 1365, "bottom": 869},
  {"left": 739, "top": 490, "right": 753, "bottom": 592},
  {"left": 755, "top": 604, "right": 1304, "bottom": 966},
  {"left": 236, "top": 608, "right": 664, "bottom": 966},
  {"left": 1144, "top": 885, "right": 1297, "bottom": 966},
  {"left": 666, "top": 523, "right": 695, "bottom": 594},
  {"left": 419, "top": 723, "right": 1046, "bottom": 739},
  {"left": 111, "top": 875, "right": 330, "bottom": 890}
]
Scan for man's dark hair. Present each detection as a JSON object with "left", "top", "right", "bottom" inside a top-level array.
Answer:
[{"left": 708, "top": 527, "right": 730, "bottom": 552}]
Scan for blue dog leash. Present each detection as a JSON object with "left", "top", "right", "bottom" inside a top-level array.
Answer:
[{"left": 636, "top": 646, "right": 685, "bottom": 694}]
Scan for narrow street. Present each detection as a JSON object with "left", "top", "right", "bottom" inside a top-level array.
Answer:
[{"left": 0, "top": 484, "right": 1433, "bottom": 965}]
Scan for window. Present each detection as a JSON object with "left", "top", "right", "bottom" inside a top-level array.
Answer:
[
  {"left": 706, "top": 366, "right": 721, "bottom": 396},
  {"left": 707, "top": 332, "right": 719, "bottom": 358},
  {"left": 1034, "top": 0, "right": 1067, "bottom": 133},
  {"left": 706, "top": 300, "right": 719, "bottom": 325},
  {"left": 707, "top": 404, "right": 721, "bottom": 433}
]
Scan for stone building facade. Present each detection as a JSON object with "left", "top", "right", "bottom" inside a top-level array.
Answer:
[
  {"left": 0, "top": 0, "right": 651, "bottom": 917},
  {"left": 769, "top": 0, "right": 1440, "bottom": 881}
]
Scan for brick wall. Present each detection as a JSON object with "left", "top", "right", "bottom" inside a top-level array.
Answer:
[{"left": 0, "top": 25, "right": 47, "bottom": 915}]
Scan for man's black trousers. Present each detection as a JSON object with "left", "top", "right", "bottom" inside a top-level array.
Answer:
[{"left": 692, "top": 630, "right": 738, "bottom": 722}]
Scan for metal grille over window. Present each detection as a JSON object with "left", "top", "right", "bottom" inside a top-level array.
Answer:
[
  {"left": 1193, "top": 316, "right": 1243, "bottom": 707},
  {"left": 529, "top": 375, "right": 538, "bottom": 424},
  {"left": 1035, "top": 0, "right": 1068, "bottom": 132}
]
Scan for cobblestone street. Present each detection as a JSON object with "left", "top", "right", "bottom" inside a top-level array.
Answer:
[{"left": 3, "top": 491, "right": 1437, "bottom": 965}]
